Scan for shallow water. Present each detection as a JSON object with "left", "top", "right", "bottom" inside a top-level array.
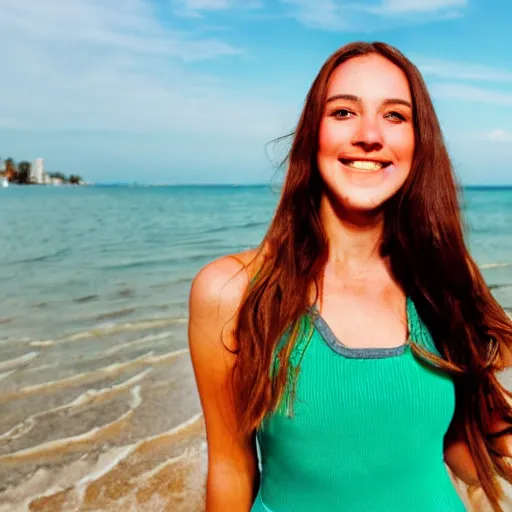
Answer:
[{"left": 0, "top": 185, "right": 511, "bottom": 511}]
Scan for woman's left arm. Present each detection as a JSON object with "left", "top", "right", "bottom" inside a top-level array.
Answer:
[
  {"left": 487, "top": 344, "right": 512, "bottom": 457},
  {"left": 444, "top": 425, "right": 480, "bottom": 486},
  {"left": 444, "top": 345, "right": 512, "bottom": 485}
]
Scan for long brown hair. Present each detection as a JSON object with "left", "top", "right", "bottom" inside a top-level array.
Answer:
[{"left": 231, "top": 42, "right": 512, "bottom": 510}]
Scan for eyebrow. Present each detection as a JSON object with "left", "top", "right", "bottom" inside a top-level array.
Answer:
[{"left": 326, "top": 94, "right": 412, "bottom": 109}]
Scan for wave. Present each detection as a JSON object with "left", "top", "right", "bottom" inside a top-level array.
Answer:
[
  {"left": 29, "top": 316, "right": 188, "bottom": 348},
  {"left": 0, "top": 348, "right": 187, "bottom": 404},
  {"left": 480, "top": 262, "right": 512, "bottom": 269},
  {"left": 145, "top": 348, "right": 188, "bottom": 364},
  {"left": 96, "top": 244, "right": 241, "bottom": 271},
  {"left": 0, "top": 351, "right": 39, "bottom": 372},
  {"left": 103, "top": 332, "right": 172, "bottom": 356},
  {"left": 0, "top": 386, "right": 143, "bottom": 464},
  {"left": 73, "top": 294, "right": 99, "bottom": 304},
  {"left": 80, "top": 412, "right": 202, "bottom": 488},
  {"left": 96, "top": 255, "right": 205, "bottom": 271},
  {"left": 6, "top": 248, "right": 70, "bottom": 266},
  {"left": 0, "top": 370, "right": 16, "bottom": 381},
  {"left": 96, "top": 308, "right": 135, "bottom": 322},
  {"left": 199, "top": 220, "right": 267, "bottom": 235},
  {"left": 175, "top": 220, "right": 267, "bottom": 241},
  {"left": 489, "top": 284, "right": 512, "bottom": 290},
  {"left": 29, "top": 341, "right": 55, "bottom": 348},
  {"left": 21, "top": 336, "right": 179, "bottom": 380},
  {"left": 149, "top": 277, "right": 193, "bottom": 288},
  {"left": 0, "top": 368, "right": 153, "bottom": 443},
  {"left": 73, "top": 444, "right": 137, "bottom": 505},
  {"left": 20, "top": 412, "right": 205, "bottom": 511}
]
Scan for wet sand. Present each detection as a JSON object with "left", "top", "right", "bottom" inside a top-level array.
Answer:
[{"left": 0, "top": 316, "right": 207, "bottom": 511}]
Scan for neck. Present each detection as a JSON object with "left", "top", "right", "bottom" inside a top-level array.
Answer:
[{"left": 319, "top": 193, "right": 385, "bottom": 273}]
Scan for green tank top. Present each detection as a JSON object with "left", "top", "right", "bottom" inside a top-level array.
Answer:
[{"left": 251, "top": 297, "right": 466, "bottom": 511}]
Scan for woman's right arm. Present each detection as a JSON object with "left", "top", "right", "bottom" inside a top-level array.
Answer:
[{"left": 188, "top": 255, "right": 260, "bottom": 511}]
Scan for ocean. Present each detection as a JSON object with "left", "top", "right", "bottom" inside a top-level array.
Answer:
[{"left": 0, "top": 185, "right": 511, "bottom": 511}]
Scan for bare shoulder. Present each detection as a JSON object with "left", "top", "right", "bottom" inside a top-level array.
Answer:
[
  {"left": 188, "top": 248, "right": 261, "bottom": 352},
  {"left": 190, "top": 249, "right": 257, "bottom": 308}
]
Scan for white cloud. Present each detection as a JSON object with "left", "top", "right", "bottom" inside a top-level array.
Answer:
[
  {"left": 281, "top": 0, "right": 346, "bottom": 30},
  {"left": 1, "top": 0, "right": 242, "bottom": 60},
  {"left": 281, "top": 0, "right": 468, "bottom": 30},
  {"left": 429, "top": 83, "right": 512, "bottom": 106},
  {"left": 0, "top": 0, "right": 294, "bottom": 139},
  {"left": 174, "top": 0, "right": 263, "bottom": 17},
  {"left": 381, "top": 0, "right": 467, "bottom": 14},
  {"left": 183, "top": 0, "right": 232, "bottom": 9},
  {"left": 486, "top": 129, "right": 512, "bottom": 142},
  {"left": 416, "top": 58, "right": 512, "bottom": 83}
]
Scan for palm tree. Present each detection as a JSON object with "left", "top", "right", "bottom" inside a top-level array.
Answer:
[{"left": 16, "top": 161, "right": 31, "bottom": 184}]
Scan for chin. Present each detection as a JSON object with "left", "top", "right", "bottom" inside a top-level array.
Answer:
[
  {"left": 327, "top": 183, "right": 401, "bottom": 215},
  {"left": 323, "top": 171, "right": 408, "bottom": 214},
  {"left": 340, "top": 195, "right": 388, "bottom": 213}
]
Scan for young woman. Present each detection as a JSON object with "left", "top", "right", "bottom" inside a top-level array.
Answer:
[{"left": 188, "top": 42, "right": 512, "bottom": 511}]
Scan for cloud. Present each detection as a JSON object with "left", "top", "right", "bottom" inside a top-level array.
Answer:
[
  {"left": 280, "top": 0, "right": 468, "bottom": 31},
  {"left": 1, "top": 0, "right": 242, "bottom": 61},
  {"left": 380, "top": 0, "right": 467, "bottom": 14},
  {"left": 429, "top": 83, "right": 512, "bottom": 106},
  {"left": 0, "top": 0, "right": 294, "bottom": 139},
  {"left": 416, "top": 58, "right": 512, "bottom": 83},
  {"left": 485, "top": 129, "right": 512, "bottom": 143},
  {"left": 182, "top": 0, "right": 232, "bottom": 9},
  {"left": 174, "top": 0, "right": 263, "bottom": 17},
  {"left": 280, "top": 0, "right": 347, "bottom": 30}
]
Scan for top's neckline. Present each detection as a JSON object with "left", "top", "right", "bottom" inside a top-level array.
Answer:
[{"left": 309, "top": 297, "right": 412, "bottom": 360}]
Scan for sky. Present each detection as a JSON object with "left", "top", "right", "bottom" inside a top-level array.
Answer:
[{"left": 1, "top": 0, "right": 512, "bottom": 185}]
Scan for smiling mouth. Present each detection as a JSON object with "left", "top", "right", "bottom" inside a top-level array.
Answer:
[{"left": 339, "top": 159, "right": 392, "bottom": 171}]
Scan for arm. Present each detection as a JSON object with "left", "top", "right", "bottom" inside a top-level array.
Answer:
[
  {"left": 444, "top": 421, "right": 480, "bottom": 487},
  {"left": 188, "top": 255, "right": 260, "bottom": 512},
  {"left": 487, "top": 348, "right": 512, "bottom": 457},
  {"left": 444, "top": 347, "right": 512, "bottom": 486}
]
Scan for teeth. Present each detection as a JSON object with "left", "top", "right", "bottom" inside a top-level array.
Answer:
[{"left": 344, "top": 160, "right": 385, "bottom": 171}]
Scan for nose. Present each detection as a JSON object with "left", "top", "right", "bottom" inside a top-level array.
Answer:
[{"left": 351, "top": 115, "right": 384, "bottom": 152}]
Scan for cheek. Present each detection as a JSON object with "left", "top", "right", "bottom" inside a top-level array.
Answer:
[
  {"left": 317, "top": 122, "right": 332, "bottom": 157},
  {"left": 390, "top": 129, "right": 415, "bottom": 163},
  {"left": 318, "top": 120, "right": 347, "bottom": 158}
]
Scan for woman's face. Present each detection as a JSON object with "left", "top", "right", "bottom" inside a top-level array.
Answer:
[{"left": 317, "top": 54, "right": 415, "bottom": 213}]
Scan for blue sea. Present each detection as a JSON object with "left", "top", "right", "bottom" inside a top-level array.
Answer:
[{"left": 0, "top": 185, "right": 511, "bottom": 511}]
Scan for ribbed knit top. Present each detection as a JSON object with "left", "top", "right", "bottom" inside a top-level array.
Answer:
[{"left": 251, "top": 297, "right": 466, "bottom": 512}]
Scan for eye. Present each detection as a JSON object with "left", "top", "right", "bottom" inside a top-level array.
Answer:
[
  {"left": 384, "top": 111, "right": 406, "bottom": 122},
  {"left": 330, "top": 108, "right": 354, "bottom": 120}
]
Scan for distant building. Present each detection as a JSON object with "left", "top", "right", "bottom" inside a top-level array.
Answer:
[{"left": 31, "top": 158, "right": 44, "bottom": 184}]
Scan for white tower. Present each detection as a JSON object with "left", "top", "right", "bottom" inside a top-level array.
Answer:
[{"left": 31, "top": 158, "right": 44, "bottom": 184}]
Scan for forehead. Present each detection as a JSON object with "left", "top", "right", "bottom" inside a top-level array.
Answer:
[{"left": 326, "top": 54, "right": 412, "bottom": 102}]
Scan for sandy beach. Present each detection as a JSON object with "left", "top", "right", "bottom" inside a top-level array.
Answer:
[{"left": 0, "top": 335, "right": 208, "bottom": 511}]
